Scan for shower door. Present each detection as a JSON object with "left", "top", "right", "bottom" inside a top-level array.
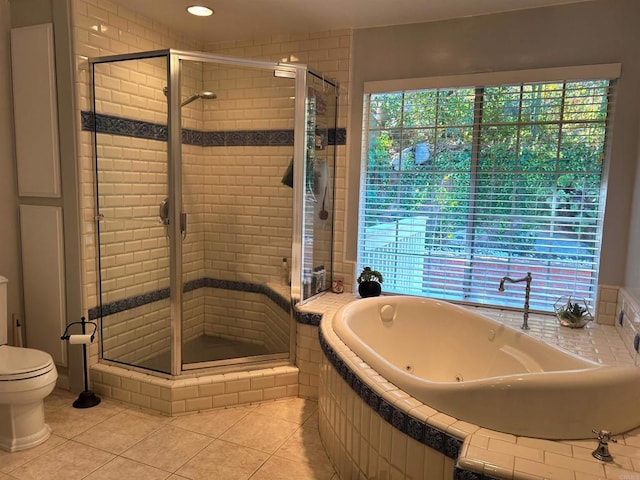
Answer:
[
  {"left": 93, "top": 53, "right": 174, "bottom": 374},
  {"left": 178, "top": 56, "right": 299, "bottom": 369},
  {"left": 301, "top": 72, "right": 338, "bottom": 302},
  {"left": 94, "top": 49, "right": 309, "bottom": 375}
]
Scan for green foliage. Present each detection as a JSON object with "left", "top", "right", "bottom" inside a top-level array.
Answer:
[
  {"left": 557, "top": 301, "right": 587, "bottom": 321},
  {"left": 357, "top": 267, "right": 384, "bottom": 284},
  {"left": 362, "top": 81, "right": 609, "bottom": 253}
]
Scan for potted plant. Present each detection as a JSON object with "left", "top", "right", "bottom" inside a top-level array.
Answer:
[
  {"left": 357, "top": 267, "right": 383, "bottom": 298},
  {"left": 554, "top": 296, "right": 593, "bottom": 328}
]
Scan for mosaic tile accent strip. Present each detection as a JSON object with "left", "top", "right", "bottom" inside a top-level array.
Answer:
[
  {"left": 89, "top": 287, "right": 171, "bottom": 319},
  {"left": 88, "top": 278, "right": 291, "bottom": 320},
  {"left": 81, "top": 110, "right": 167, "bottom": 141},
  {"left": 318, "top": 327, "right": 463, "bottom": 460},
  {"left": 295, "top": 311, "right": 323, "bottom": 326},
  {"left": 453, "top": 467, "right": 499, "bottom": 480},
  {"left": 81, "top": 111, "right": 346, "bottom": 146}
]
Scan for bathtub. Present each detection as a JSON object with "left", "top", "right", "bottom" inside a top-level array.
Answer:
[{"left": 332, "top": 296, "right": 640, "bottom": 439}]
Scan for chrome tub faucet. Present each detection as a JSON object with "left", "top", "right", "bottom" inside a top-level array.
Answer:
[{"left": 498, "top": 272, "right": 532, "bottom": 330}]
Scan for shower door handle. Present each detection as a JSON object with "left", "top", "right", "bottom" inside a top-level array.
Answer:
[
  {"left": 159, "top": 198, "right": 186, "bottom": 239},
  {"left": 180, "top": 212, "right": 187, "bottom": 240},
  {"left": 159, "top": 198, "right": 170, "bottom": 225}
]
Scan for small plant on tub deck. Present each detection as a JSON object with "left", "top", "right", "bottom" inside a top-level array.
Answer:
[
  {"left": 357, "top": 267, "right": 383, "bottom": 298},
  {"left": 554, "top": 296, "right": 593, "bottom": 328}
]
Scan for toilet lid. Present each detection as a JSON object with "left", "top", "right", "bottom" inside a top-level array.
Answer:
[{"left": 0, "top": 345, "right": 54, "bottom": 380}]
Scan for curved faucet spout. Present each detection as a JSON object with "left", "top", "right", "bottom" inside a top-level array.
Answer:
[{"left": 497, "top": 272, "right": 532, "bottom": 329}]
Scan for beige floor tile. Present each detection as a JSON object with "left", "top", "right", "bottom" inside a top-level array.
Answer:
[
  {"left": 170, "top": 406, "right": 251, "bottom": 438},
  {"left": 124, "top": 407, "right": 173, "bottom": 423},
  {"left": 275, "top": 425, "right": 334, "bottom": 470},
  {"left": 250, "top": 455, "right": 335, "bottom": 480},
  {"left": 176, "top": 439, "right": 268, "bottom": 480},
  {"left": 33, "top": 391, "right": 337, "bottom": 480},
  {"left": 8, "top": 440, "right": 114, "bottom": 480},
  {"left": 304, "top": 412, "right": 320, "bottom": 429},
  {"left": 121, "top": 425, "right": 212, "bottom": 472},
  {"left": 0, "top": 434, "right": 66, "bottom": 474},
  {"left": 219, "top": 412, "right": 300, "bottom": 454},
  {"left": 43, "top": 389, "right": 79, "bottom": 410},
  {"left": 73, "top": 411, "right": 165, "bottom": 454},
  {"left": 83, "top": 457, "right": 171, "bottom": 480},
  {"left": 254, "top": 397, "right": 318, "bottom": 425},
  {"left": 44, "top": 402, "right": 122, "bottom": 439}
]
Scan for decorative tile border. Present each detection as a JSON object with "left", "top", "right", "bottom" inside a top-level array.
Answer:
[
  {"left": 88, "top": 278, "right": 291, "bottom": 320},
  {"left": 82, "top": 110, "right": 167, "bottom": 141},
  {"left": 295, "top": 311, "right": 322, "bottom": 326},
  {"left": 81, "top": 111, "right": 346, "bottom": 146},
  {"left": 318, "top": 327, "right": 463, "bottom": 460},
  {"left": 453, "top": 467, "right": 499, "bottom": 480}
]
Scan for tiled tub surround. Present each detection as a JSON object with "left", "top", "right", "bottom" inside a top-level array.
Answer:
[
  {"left": 330, "top": 297, "right": 640, "bottom": 440},
  {"left": 307, "top": 292, "right": 640, "bottom": 480}
]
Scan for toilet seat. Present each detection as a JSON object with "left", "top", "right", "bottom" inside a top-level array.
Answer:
[{"left": 0, "top": 345, "right": 55, "bottom": 381}]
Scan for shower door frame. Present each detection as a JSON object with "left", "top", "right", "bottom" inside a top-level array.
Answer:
[{"left": 92, "top": 49, "right": 308, "bottom": 376}]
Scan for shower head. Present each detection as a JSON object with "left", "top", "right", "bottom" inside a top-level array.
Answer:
[{"left": 181, "top": 91, "right": 217, "bottom": 107}]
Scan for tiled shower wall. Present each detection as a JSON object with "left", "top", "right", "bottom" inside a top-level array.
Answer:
[
  {"left": 205, "top": 288, "right": 289, "bottom": 353},
  {"left": 615, "top": 287, "right": 640, "bottom": 364},
  {"left": 206, "top": 33, "right": 352, "bottom": 291},
  {"left": 73, "top": 0, "right": 198, "bottom": 364},
  {"left": 72, "top": 0, "right": 352, "bottom": 367}
]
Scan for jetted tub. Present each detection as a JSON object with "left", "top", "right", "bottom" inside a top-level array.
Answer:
[{"left": 332, "top": 296, "right": 640, "bottom": 439}]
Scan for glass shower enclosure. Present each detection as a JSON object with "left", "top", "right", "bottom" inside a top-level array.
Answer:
[{"left": 90, "top": 49, "right": 337, "bottom": 376}]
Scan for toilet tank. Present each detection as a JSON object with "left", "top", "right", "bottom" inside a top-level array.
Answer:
[{"left": 0, "top": 275, "right": 7, "bottom": 345}]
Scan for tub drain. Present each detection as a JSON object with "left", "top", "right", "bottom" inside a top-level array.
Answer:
[
  {"left": 454, "top": 374, "right": 463, "bottom": 382},
  {"left": 404, "top": 363, "right": 414, "bottom": 373}
]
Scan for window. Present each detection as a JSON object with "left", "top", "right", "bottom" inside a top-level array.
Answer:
[{"left": 358, "top": 71, "right": 616, "bottom": 312}]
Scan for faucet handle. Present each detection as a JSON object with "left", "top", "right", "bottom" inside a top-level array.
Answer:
[
  {"left": 592, "top": 429, "right": 617, "bottom": 462},
  {"left": 592, "top": 429, "right": 617, "bottom": 444}
]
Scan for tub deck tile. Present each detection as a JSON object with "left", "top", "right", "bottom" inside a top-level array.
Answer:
[
  {"left": 311, "top": 292, "right": 640, "bottom": 480},
  {"left": 448, "top": 420, "right": 481, "bottom": 439}
]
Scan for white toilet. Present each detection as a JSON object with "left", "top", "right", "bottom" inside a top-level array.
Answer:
[{"left": 0, "top": 275, "right": 58, "bottom": 452}]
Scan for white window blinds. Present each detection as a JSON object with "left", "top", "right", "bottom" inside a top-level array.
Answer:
[{"left": 358, "top": 72, "right": 616, "bottom": 312}]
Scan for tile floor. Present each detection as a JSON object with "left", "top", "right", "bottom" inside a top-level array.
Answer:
[{"left": 0, "top": 390, "right": 337, "bottom": 480}]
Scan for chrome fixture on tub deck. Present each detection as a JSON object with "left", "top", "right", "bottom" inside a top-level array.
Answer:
[
  {"left": 592, "top": 429, "right": 616, "bottom": 462},
  {"left": 498, "top": 272, "right": 532, "bottom": 329}
]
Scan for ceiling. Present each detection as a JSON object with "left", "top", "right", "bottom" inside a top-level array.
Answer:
[{"left": 110, "top": 0, "right": 595, "bottom": 45}]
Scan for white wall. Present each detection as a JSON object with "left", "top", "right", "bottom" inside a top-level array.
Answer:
[
  {"left": 0, "top": 0, "right": 23, "bottom": 343},
  {"left": 624, "top": 127, "right": 640, "bottom": 301}
]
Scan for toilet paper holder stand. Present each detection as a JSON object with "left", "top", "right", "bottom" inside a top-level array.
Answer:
[{"left": 61, "top": 317, "right": 101, "bottom": 409}]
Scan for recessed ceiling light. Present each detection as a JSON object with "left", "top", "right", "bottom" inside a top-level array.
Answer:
[{"left": 187, "top": 5, "right": 214, "bottom": 17}]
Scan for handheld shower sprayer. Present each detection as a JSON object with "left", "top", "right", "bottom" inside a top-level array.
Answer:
[{"left": 162, "top": 86, "right": 217, "bottom": 106}]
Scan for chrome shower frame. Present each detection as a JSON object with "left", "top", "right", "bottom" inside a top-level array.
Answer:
[{"left": 89, "top": 49, "right": 309, "bottom": 376}]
